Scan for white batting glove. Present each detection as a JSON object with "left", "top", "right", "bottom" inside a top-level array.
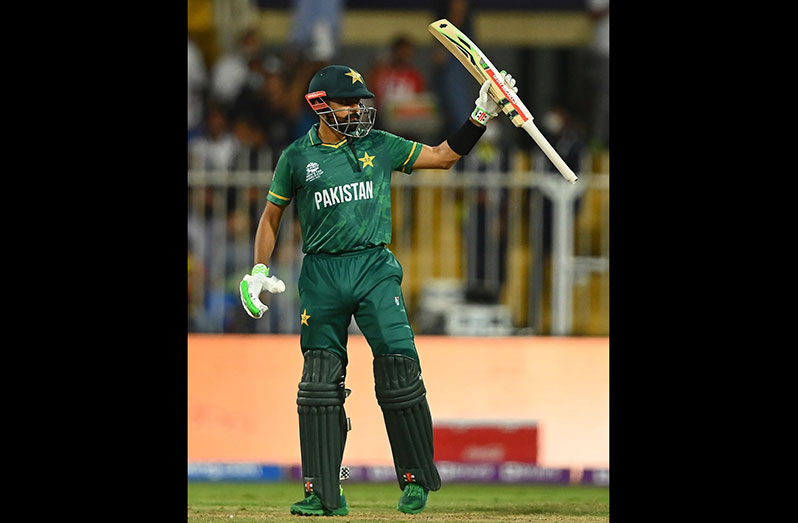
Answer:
[
  {"left": 471, "top": 70, "right": 517, "bottom": 125},
  {"left": 239, "top": 263, "right": 286, "bottom": 319}
]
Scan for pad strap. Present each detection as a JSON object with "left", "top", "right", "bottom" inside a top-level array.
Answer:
[{"left": 297, "top": 350, "right": 348, "bottom": 510}]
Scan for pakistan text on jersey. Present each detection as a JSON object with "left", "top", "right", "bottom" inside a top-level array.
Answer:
[{"left": 314, "top": 180, "right": 374, "bottom": 210}]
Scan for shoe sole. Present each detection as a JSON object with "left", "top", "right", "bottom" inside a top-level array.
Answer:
[
  {"left": 397, "top": 505, "right": 425, "bottom": 514},
  {"left": 290, "top": 507, "right": 349, "bottom": 516}
]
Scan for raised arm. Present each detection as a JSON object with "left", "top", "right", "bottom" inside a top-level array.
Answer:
[
  {"left": 411, "top": 74, "right": 517, "bottom": 171},
  {"left": 412, "top": 119, "right": 483, "bottom": 170}
]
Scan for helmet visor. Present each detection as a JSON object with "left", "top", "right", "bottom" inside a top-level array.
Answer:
[{"left": 318, "top": 102, "right": 377, "bottom": 139}]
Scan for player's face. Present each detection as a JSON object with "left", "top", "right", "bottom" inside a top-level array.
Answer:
[
  {"left": 317, "top": 96, "right": 376, "bottom": 138},
  {"left": 327, "top": 98, "right": 361, "bottom": 122}
]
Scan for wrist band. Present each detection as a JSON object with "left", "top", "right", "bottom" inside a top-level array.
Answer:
[
  {"left": 447, "top": 118, "right": 486, "bottom": 156},
  {"left": 471, "top": 106, "right": 491, "bottom": 125}
]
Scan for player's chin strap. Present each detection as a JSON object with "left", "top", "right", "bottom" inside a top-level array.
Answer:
[
  {"left": 318, "top": 113, "right": 362, "bottom": 173},
  {"left": 346, "top": 137, "right": 362, "bottom": 173}
]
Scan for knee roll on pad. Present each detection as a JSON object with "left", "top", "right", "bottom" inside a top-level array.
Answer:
[
  {"left": 374, "top": 355, "right": 442, "bottom": 491},
  {"left": 297, "top": 350, "right": 348, "bottom": 510}
]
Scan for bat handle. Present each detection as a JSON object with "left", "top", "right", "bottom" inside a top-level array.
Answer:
[{"left": 521, "top": 120, "right": 578, "bottom": 184}]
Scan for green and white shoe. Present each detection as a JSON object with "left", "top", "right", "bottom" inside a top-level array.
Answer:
[
  {"left": 290, "top": 488, "right": 349, "bottom": 516},
  {"left": 397, "top": 483, "right": 429, "bottom": 514}
]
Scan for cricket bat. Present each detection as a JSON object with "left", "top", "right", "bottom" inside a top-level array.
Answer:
[{"left": 428, "top": 19, "right": 578, "bottom": 184}]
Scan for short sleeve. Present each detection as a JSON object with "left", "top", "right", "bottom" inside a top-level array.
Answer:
[
  {"left": 267, "top": 149, "right": 294, "bottom": 206},
  {"left": 381, "top": 131, "right": 423, "bottom": 174}
]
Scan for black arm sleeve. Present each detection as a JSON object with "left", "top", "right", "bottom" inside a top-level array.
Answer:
[{"left": 446, "top": 118, "right": 486, "bottom": 156}]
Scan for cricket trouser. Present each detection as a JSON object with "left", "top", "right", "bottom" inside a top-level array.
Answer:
[
  {"left": 298, "top": 245, "right": 417, "bottom": 363},
  {"left": 296, "top": 245, "right": 441, "bottom": 497}
]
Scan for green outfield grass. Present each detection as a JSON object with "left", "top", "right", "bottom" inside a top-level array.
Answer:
[{"left": 187, "top": 481, "right": 609, "bottom": 522}]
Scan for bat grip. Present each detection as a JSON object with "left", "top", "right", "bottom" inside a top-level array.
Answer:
[{"left": 521, "top": 121, "right": 578, "bottom": 184}]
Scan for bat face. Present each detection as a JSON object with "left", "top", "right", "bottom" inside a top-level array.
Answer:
[
  {"left": 429, "top": 19, "right": 532, "bottom": 127},
  {"left": 428, "top": 18, "right": 578, "bottom": 184}
]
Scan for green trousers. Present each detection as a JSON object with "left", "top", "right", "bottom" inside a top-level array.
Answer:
[{"left": 298, "top": 246, "right": 417, "bottom": 363}]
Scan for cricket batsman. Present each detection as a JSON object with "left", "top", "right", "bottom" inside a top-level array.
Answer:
[{"left": 239, "top": 64, "right": 516, "bottom": 516}]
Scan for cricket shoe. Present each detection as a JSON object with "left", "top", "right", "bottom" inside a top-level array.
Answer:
[
  {"left": 290, "top": 489, "right": 349, "bottom": 516},
  {"left": 397, "top": 483, "right": 429, "bottom": 514}
]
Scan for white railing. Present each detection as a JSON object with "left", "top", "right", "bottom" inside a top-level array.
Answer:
[{"left": 187, "top": 149, "right": 608, "bottom": 336}]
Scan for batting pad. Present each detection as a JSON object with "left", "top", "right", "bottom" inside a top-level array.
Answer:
[
  {"left": 297, "top": 350, "right": 349, "bottom": 510},
  {"left": 374, "top": 355, "right": 442, "bottom": 491}
]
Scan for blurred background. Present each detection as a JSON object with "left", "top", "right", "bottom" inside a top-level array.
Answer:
[
  {"left": 188, "top": 0, "right": 609, "bottom": 338},
  {"left": 188, "top": 0, "right": 609, "bottom": 483}
]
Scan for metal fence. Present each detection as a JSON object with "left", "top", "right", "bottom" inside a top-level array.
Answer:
[{"left": 187, "top": 146, "right": 608, "bottom": 336}]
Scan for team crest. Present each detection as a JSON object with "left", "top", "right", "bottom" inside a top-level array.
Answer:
[
  {"left": 344, "top": 68, "right": 363, "bottom": 84},
  {"left": 306, "top": 162, "right": 324, "bottom": 182}
]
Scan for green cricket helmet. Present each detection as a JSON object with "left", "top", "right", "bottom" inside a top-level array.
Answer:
[{"left": 305, "top": 65, "right": 376, "bottom": 138}]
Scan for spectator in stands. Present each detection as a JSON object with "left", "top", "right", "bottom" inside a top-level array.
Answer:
[
  {"left": 211, "top": 27, "right": 266, "bottom": 117},
  {"left": 229, "top": 53, "right": 312, "bottom": 169},
  {"left": 537, "top": 105, "right": 585, "bottom": 253},
  {"left": 259, "top": 56, "right": 295, "bottom": 156},
  {"left": 540, "top": 107, "right": 583, "bottom": 179},
  {"left": 279, "top": 1, "right": 344, "bottom": 145},
  {"left": 367, "top": 35, "right": 435, "bottom": 142},
  {"left": 188, "top": 101, "right": 241, "bottom": 171},
  {"left": 283, "top": 0, "right": 343, "bottom": 69},
  {"left": 369, "top": 35, "right": 427, "bottom": 110},
  {"left": 431, "top": 0, "right": 474, "bottom": 144},
  {"left": 227, "top": 52, "right": 275, "bottom": 170}
]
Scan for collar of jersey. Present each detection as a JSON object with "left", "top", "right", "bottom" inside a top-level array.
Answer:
[{"left": 308, "top": 123, "right": 347, "bottom": 148}]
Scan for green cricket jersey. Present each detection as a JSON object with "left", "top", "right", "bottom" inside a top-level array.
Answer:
[{"left": 266, "top": 123, "right": 423, "bottom": 255}]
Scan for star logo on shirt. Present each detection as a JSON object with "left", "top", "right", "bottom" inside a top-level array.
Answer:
[
  {"left": 345, "top": 68, "right": 363, "bottom": 84},
  {"left": 358, "top": 151, "right": 375, "bottom": 168},
  {"left": 301, "top": 309, "right": 311, "bottom": 326}
]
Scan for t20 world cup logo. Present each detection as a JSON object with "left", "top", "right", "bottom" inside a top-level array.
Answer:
[{"left": 306, "top": 162, "right": 324, "bottom": 182}]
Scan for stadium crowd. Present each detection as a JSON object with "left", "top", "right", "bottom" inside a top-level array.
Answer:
[{"left": 187, "top": 0, "right": 608, "bottom": 334}]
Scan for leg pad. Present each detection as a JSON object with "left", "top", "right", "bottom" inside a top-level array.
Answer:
[
  {"left": 374, "top": 355, "right": 441, "bottom": 491},
  {"left": 297, "top": 350, "right": 348, "bottom": 510}
]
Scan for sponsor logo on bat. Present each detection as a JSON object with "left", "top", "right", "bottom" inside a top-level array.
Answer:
[{"left": 441, "top": 32, "right": 478, "bottom": 69}]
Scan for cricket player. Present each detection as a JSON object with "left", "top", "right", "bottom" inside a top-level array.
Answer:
[{"left": 239, "top": 64, "right": 516, "bottom": 516}]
